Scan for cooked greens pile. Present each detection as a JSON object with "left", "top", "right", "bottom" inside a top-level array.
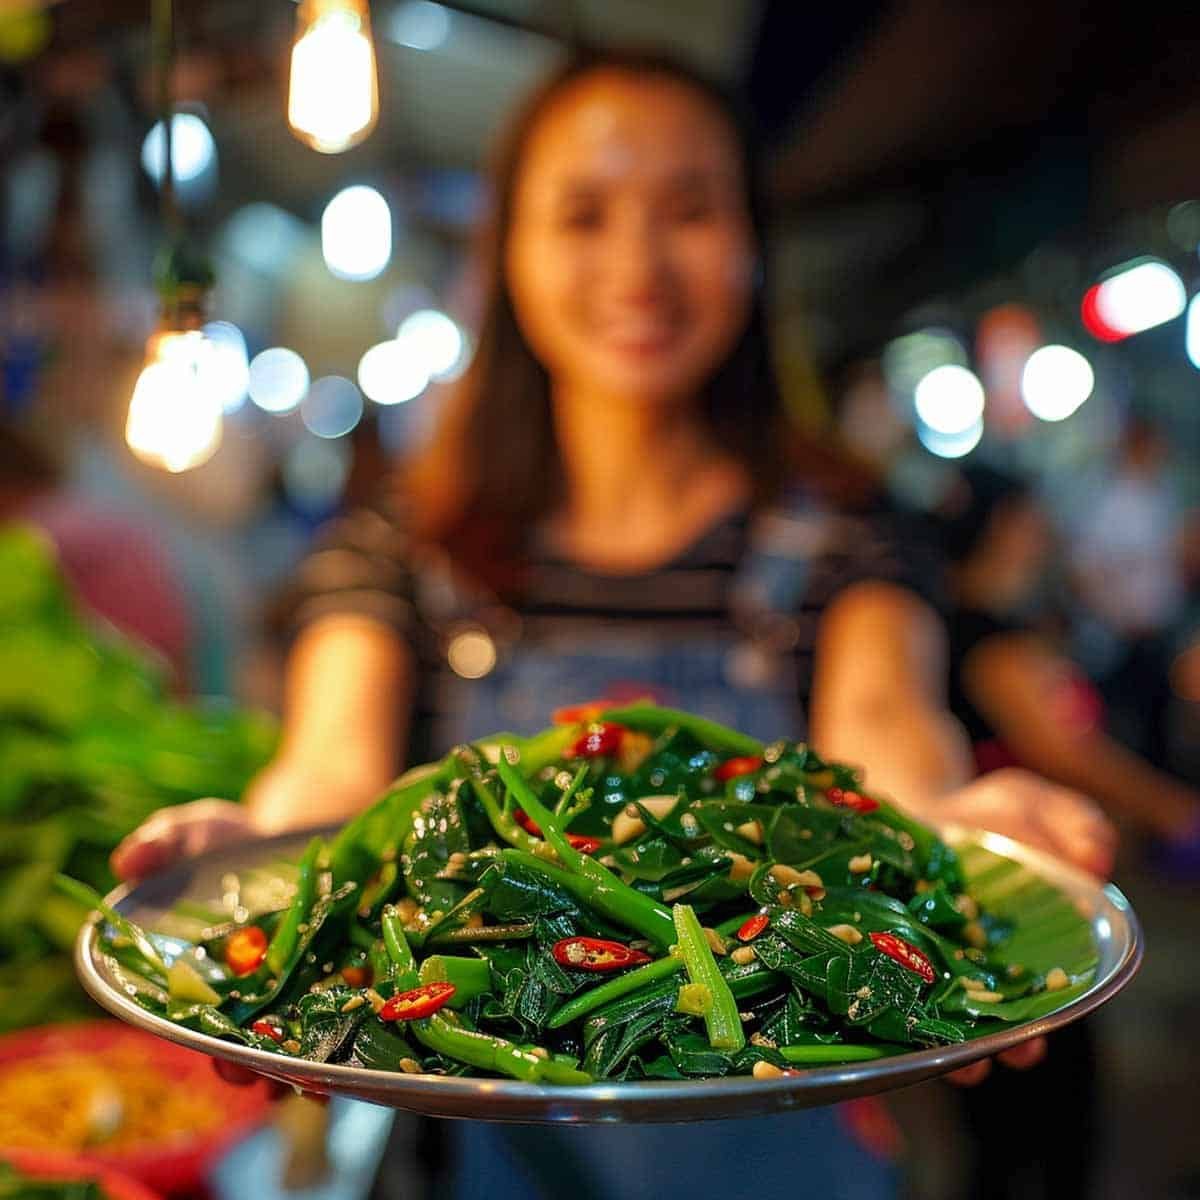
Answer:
[
  {"left": 71, "top": 703, "right": 1095, "bottom": 1084},
  {"left": 0, "top": 526, "right": 276, "bottom": 1031}
]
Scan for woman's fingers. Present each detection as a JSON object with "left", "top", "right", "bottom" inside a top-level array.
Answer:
[
  {"left": 996, "top": 1036, "right": 1047, "bottom": 1070},
  {"left": 1034, "top": 791, "right": 1117, "bottom": 878},
  {"left": 946, "top": 1059, "right": 991, "bottom": 1087},
  {"left": 213, "top": 1058, "right": 268, "bottom": 1087},
  {"left": 946, "top": 1035, "right": 1047, "bottom": 1087},
  {"left": 110, "top": 799, "right": 250, "bottom": 882},
  {"left": 936, "top": 770, "right": 1117, "bottom": 878},
  {"left": 212, "top": 1059, "right": 303, "bottom": 1102},
  {"left": 212, "top": 1059, "right": 326, "bottom": 1105}
]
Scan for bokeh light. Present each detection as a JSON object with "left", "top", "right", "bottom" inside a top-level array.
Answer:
[
  {"left": 913, "top": 364, "right": 986, "bottom": 434},
  {"left": 301, "top": 375, "right": 364, "bottom": 438},
  {"left": 388, "top": 0, "right": 452, "bottom": 50},
  {"left": 322, "top": 185, "right": 392, "bottom": 281},
  {"left": 916, "top": 416, "right": 984, "bottom": 459},
  {"left": 201, "top": 321, "right": 250, "bottom": 414},
  {"left": 357, "top": 339, "right": 429, "bottom": 406},
  {"left": 248, "top": 347, "right": 310, "bottom": 414},
  {"left": 141, "top": 113, "right": 217, "bottom": 185},
  {"left": 1187, "top": 294, "right": 1200, "bottom": 370},
  {"left": 1020, "top": 345, "right": 1095, "bottom": 422},
  {"left": 1081, "top": 259, "right": 1186, "bottom": 342},
  {"left": 396, "top": 308, "right": 466, "bottom": 379}
]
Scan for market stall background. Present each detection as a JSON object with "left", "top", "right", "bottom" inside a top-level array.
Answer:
[{"left": 1, "top": 1, "right": 1199, "bottom": 1198}]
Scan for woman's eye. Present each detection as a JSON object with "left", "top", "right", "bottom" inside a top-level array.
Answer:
[
  {"left": 559, "top": 206, "right": 605, "bottom": 232},
  {"left": 665, "top": 196, "right": 715, "bottom": 224}
]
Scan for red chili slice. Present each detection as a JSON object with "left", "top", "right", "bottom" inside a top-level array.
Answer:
[
  {"left": 714, "top": 756, "right": 764, "bottom": 782},
  {"left": 566, "top": 723, "right": 625, "bottom": 759},
  {"left": 869, "top": 932, "right": 937, "bottom": 984},
  {"left": 251, "top": 1019, "right": 284, "bottom": 1043},
  {"left": 736, "top": 913, "right": 770, "bottom": 942},
  {"left": 514, "top": 808, "right": 542, "bottom": 836},
  {"left": 515, "top": 809, "right": 601, "bottom": 854},
  {"left": 225, "top": 926, "right": 268, "bottom": 976},
  {"left": 379, "top": 981, "right": 457, "bottom": 1022},
  {"left": 553, "top": 700, "right": 611, "bottom": 725},
  {"left": 827, "top": 787, "right": 880, "bottom": 814},
  {"left": 341, "top": 964, "right": 372, "bottom": 988},
  {"left": 551, "top": 937, "right": 652, "bottom": 972},
  {"left": 566, "top": 834, "right": 603, "bottom": 854}
]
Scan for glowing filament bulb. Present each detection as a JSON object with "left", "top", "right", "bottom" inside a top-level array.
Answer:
[
  {"left": 288, "top": 0, "right": 379, "bottom": 154},
  {"left": 125, "top": 331, "right": 224, "bottom": 473}
]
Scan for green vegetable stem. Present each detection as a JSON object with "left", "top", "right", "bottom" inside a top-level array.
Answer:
[
  {"left": 672, "top": 903, "right": 744, "bottom": 1052},
  {"left": 496, "top": 753, "right": 676, "bottom": 948}
]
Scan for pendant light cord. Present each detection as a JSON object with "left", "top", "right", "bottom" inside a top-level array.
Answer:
[{"left": 151, "top": 0, "right": 179, "bottom": 236}]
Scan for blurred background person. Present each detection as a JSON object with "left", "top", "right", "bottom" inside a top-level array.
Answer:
[
  {"left": 1066, "top": 417, "right": 1187, "bottom": 768},
  {"left": 940, "top": 462, "right": 1200, "bottom": 843},
  {"left": 934, "top": 462, "right": 1200, "bottom": 1200},
  {"left": 1163, "top": 509, "right": 1200, "bottom": 804}
]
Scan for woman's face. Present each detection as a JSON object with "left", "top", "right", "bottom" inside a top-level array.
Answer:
[{"left": 505, "top": 70, "right": 756, "bottom": 408}]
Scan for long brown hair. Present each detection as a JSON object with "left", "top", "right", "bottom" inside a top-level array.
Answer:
[{"left": 405, "top": 48, "right": 791, "bottom": 588}]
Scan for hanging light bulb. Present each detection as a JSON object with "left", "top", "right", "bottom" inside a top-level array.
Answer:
[
  {"left": 288, "top": 0, "right": 379, "bottom": 154},
  {"left": 125, "top": 329, "right": 224, "bottom": 473},
  {"left": 126, "top": 1, "right": 223, "bottom": 474}
]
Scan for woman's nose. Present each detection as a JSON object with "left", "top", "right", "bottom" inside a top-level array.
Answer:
[{"left": 604, "top": 211, "right": 671, "bottom": 298}]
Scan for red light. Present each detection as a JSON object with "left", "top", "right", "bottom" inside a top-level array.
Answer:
[{"left": 1081, "top": 284, "right": 1128, "bottom": 343}]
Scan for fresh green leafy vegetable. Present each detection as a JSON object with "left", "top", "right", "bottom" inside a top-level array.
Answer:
[
  {"left": 77, "top": 702, "right": 1097, "bottom": 1084},
  {"left": 0, "top": 525, "right": 276, "bottom": 1033}
]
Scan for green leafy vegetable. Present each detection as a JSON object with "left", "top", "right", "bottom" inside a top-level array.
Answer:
[{"left": 75, "top": 702, "right": 1096, "bottom": 1084}]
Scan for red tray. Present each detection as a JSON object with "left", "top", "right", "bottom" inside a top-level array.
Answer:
[{"left": 0, "top": 1020, "right": 273, "bottom": 1195}]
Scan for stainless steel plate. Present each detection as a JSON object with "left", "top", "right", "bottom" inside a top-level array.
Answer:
[{"left": 75, "top": 825, "right": 1141, "bottom": 1123}]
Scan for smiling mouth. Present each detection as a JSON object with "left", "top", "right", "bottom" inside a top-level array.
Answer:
[{"left": 600, "top": 319, "right": 682, "bottom": 353}]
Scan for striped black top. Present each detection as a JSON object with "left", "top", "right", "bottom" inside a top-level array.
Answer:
[{"left": 285, "top": 487, "right": 942, "bottom": 760}]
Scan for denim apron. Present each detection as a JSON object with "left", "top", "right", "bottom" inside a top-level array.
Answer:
[{"left": 416, "top": 500, "right": 898, "bottom": 1200}]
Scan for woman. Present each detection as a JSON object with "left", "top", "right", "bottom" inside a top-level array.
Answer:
[{"left": 115, "top": 50, "right": 1113, "bottom": 1198}]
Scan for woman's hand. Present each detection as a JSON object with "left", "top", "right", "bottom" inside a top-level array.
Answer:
[
  {"left": 109, "top": 759, "right": 386, "bottom": 1098},
  {"left": 946, "top": 1038, "right": 1046, "bottom": 1086},
  {"left": 905, "top": 768, "right": 1116, "bottom": 1086},
  {"left": 110, "top": 759, "right": 387, "bottom": 883},
  {"left": 111, "top": 798, "right": 253, "bottom": 883},
  {"left": 922, "top": 767, "right": 1117, "bottom": 879}
]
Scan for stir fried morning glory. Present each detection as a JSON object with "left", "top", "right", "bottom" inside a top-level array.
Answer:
[{"left": 65, "top": 703, "right": 1093, "bottom": 1085}]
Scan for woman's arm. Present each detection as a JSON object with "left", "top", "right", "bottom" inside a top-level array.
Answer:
[
  {"left": 962, "top": 631, "right": 1199, "bottom": 838},
  {"left": 809, "top": 581, "right": 974, "bottom": 808},
  {"left": 111, "top": 614, "right": 412, "bottom": 880},
  {"left": 247, "top": 613, "right": 414, "bottom": 832},
  {"left": 809, "top": 581, "right": 1115, "bottom": 877}
]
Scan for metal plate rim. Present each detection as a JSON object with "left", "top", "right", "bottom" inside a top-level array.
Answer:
[{"left": 74, "top": 824, "right": 1142, "bottom": 1123}]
